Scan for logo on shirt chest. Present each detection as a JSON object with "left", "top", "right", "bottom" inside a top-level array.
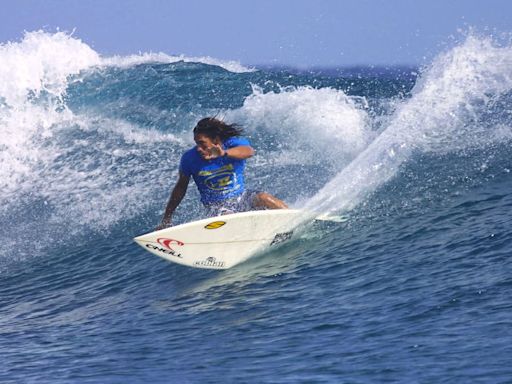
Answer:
[
  {"left": 198, "top": 164, "right": 238, "bottom": 191},
  {"left": 205, "top": 172, "right": 236, "bottom": 190}
]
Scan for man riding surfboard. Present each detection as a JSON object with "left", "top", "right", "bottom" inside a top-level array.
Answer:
[{"left": 157, "top": 117, "right": 287, "bottom": 229}]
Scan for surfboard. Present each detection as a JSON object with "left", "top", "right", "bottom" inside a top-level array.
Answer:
[{"left": 133, "top": 209, "right": 309, "bottom": 270}]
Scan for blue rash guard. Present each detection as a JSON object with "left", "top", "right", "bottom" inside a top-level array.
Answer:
[{"left": 179, "top": 136, "right": 250, "bottom": 206}]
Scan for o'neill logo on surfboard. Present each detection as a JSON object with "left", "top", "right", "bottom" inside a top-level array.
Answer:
[
  {"left": 145, "top": 238, "right": 184, "bottom": 258},
  {"left": 157, "top": 238, "right": 184, "bottom": 250}
]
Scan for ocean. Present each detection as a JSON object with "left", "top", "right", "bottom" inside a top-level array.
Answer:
[{"left": 1, "top": 31, "right": 512, "bottom": 383}]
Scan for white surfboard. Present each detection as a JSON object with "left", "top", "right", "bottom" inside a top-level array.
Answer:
[{"left": 134, "top": 209, "right": 309, "bottom": 270}]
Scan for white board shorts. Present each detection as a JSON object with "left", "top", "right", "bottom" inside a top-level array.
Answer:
[{"left": 204, "top": 190, "right": 261, "bottom": 217}]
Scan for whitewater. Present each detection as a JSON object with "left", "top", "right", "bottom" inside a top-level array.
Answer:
[{"left": 1, "top": 31, "right": 512, "bottom": 383}]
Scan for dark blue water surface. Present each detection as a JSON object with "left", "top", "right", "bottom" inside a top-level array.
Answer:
[{"left": 1, "top": 32, "right": 512, "bottom": 383}]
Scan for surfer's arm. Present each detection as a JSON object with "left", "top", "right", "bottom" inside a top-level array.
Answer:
[
  {"left": 157, "top": 172, "right": 190, "bottom": 229},
  {"left": 217, "top": 145, "right": 254, "bottom": 160},
  {"left": 204, "top": 144, "right": 254, "bottom": 160}
]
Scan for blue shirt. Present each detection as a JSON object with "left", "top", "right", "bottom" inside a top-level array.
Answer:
[{"left": 179, "top": 136, "right": 250, "bottom": 205}]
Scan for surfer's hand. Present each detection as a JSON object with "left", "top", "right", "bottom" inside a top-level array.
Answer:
[
  {"left": 203, "top": 144, "right": 225, "bottom": 160},
  {"left": 156, "top": 220, "right": 172, "bottom": 231}
]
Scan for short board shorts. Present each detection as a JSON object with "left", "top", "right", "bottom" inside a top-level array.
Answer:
[{"left": 204, "top": 190, "right": 261, "bottom": 217}]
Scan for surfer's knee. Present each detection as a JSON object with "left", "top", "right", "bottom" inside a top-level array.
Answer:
[{"left": 253, "top": 192, "right": 288, "bottom": 209}]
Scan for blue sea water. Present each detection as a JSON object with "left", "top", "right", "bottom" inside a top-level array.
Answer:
[{"left": 1, "top": 31, "right": 512, "bottom": 383}]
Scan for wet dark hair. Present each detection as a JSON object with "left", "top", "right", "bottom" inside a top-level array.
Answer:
[{"left": 193, "top": 117, "right": 243, "bottom": 141}]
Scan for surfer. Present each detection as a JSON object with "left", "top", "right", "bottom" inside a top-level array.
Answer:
[{"left": 157, "top": 117, "right": 288, "bottom": 228}]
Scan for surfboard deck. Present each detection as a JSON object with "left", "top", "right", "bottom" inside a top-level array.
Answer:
[{"left": 134, "top": 209, "right": 309, "bottom": 270}]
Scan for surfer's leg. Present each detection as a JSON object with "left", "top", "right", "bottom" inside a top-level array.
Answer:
[{"left": 253, "top": 192, "right": 288, "bottom": 210}]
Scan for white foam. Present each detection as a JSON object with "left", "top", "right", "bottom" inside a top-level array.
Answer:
[
  {"left": 0, "top": 30, "right": 100, "bottom": 106},
  {"left": 0, "top": 31, "right": 101, "bottom": 199},
  {"left": 102, "top": 52, "right": 254, "bottom": 73},
  {"left": 229, "top": 85, "right": 371, "bottom": 169}
]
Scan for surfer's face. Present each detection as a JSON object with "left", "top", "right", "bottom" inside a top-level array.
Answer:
[{"left": 194, "top": 133, "right": 220, "bottom": 159}]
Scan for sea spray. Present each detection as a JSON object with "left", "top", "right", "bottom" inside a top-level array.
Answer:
[{"left": 304, "top": 34, "right": 512, "bottom": 215}]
